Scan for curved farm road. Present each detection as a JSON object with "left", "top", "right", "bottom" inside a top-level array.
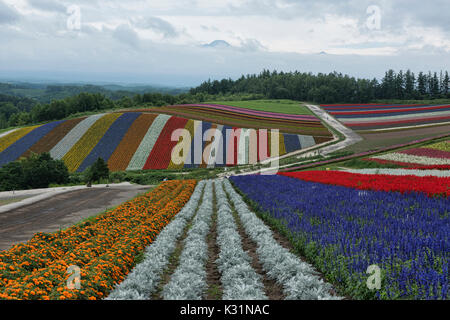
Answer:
[
  {"left": 0, "top": 184, "right": 152, "bottom": 251},
  {"left": 223, "top": 103, "right": 363, "bottom": 176},
  {"left": 302, "top": 104, "right": 363, "bottom": 156}
]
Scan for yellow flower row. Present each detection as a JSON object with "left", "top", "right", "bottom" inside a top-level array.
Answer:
[
  {"left": 0, "top": 125, "right": 41, "bottom": 153},
  {"left": 62, "top": 113, "right": 122, "bottom": 172},
  {"left": 425, "top": 140, "right": 450, "bottom": 152}
]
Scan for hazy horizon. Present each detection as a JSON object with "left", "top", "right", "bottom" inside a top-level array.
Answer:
[{"left": 1, "top": 0, "right": 449, "bottom": 87}]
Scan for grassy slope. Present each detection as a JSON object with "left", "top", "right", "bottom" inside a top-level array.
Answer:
[{"left": 207, "top": 99, "right": 313, "bottom": 115}]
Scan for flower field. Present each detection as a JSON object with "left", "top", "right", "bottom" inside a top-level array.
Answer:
[
  {"left": 230, "top": 174, "right": 449, "bottom": 299},
  {"left": 365, "top": 139, "right": 450, "bottom": 169},
  {"left": 321, "top": 104, "right": 450, "bottom": 131},
  {"left": 343, "top": 168, "right": 450, "bottom": 177},
  {"left": 129, "top": 103, "right": 333, "bottom": 140},
  {"left": 107, "top": 179, "right": 339, "bottom": 300},
  {"left": 0, "top": 122, "right": 64, "bottom": 167},
  {"left": 0, "top": 112, "right": 323, "bottom": 172},
  {"left": 2, "top": 172, "right": 446, "bottom": 300},
  {"left": 280, "top": 171, "right": 449, "bottom": 197},
  {"left": 0, "top": 180, "right": 196, "bottom": 300}
]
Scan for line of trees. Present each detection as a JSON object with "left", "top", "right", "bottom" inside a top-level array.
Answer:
[
  {"left": 190, "top": 69, "right": 450, "bottom": 103},
  {"left": 0, "top": 91, "right": 206, "bottom": 129},
  {"left": 1, "top": 69, "right": 449, "bottom": 129}
]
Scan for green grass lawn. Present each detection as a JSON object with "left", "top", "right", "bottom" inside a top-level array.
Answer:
[{"left": 207, "top": 99, "right": 313, "bottom": 115}]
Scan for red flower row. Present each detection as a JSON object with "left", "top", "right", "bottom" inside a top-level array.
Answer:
[{"left": 279, "top": 171, "right": 450, "bottom": 197}]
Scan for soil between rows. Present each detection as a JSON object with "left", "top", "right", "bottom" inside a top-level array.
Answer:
[{"left": 205, "top": 188, "right": 222, "bottom": 299}]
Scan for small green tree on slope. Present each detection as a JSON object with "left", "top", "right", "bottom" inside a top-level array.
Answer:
[{"left": 85, "top": 157, "right": 109, "bottom": 184}]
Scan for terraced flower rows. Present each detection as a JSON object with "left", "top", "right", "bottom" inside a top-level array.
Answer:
[
  {"left": 107, "top": 179, "right": 339, "bottom": 300},
  {"left": 321, "top": 104, "right": 450, "bottom": 131},
  {"left": 0, "top": 111, "right": 325, "bottom": 172},
  {"left": 231, "top": 174, "right": 449, "bottom": 300},
  {"left": 0, "top": 178, "right": 341, "bottom": 300},
  {"left": 128, "top": 103, "right": 333, "bottom": 140},
  {"left": 365, "top": 139, "right": 450, "bottom": 169}
]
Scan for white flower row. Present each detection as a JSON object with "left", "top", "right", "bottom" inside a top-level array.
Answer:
[
  {"left": 223, "top": 179, "right": 341, "bottom": 300},
  {"left": 162, "top": 180, "right": 214, "bottom": 300},
  {"left": 207, "top": 125, "right": 224, "bottom": 168},
  {"left": 50, "top": 114, "right": 105, "bottom": 160},
  {"left": 344, "top": 168, "right": 450, "bottom": 177},
  {"left": 298, "top": 135, "right": 316, "bottom": 149},
  {"left": 238, "top": 128, "right": 249, "bottom": 164},
  {"left": 126, "top": 114, "right": 171, "bottom": 171},
  {"left": 372, "top": 152, "right": 450, "bottom": 165},
  {"left": 214, "top": 179, "right": 267, "bottom": 300},
  {"left": 106, "top": 180, "right": 206, "bottom": 300}
]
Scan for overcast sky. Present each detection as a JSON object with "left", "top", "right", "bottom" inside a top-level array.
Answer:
[{"left": 0, "top": 0, "right": 449, "bottom": 86}]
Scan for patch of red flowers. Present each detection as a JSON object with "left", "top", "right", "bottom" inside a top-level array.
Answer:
[{"left": 279, "top": 171, "right": 449, "bottom": 197}]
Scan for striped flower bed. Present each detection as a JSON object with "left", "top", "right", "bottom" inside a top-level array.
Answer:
[
  {"left": 76, "top": 113, "right": 141, "bottom": 172},
  {"left": 364, "top": 139, "right": 450, "bottom": 168},
  {"left": 0, "top": 121, "right": 64, "bottom": 167},
  {"left": 50, "top": 114, "right": 105, "bottom": 160},
  {"left": 370, "top": 153, "right": 450, "bottom": 166},
  {"left": 224, "top": 179, "right": 339, "bottom": 300},
  {"left": 398, "top": 147, "right": 450, "bottom": 159},
  {"left": 132, "top": 104, "right": 332, "bottom": 138},
  {"left": 426, "top": 140, "right": 450, "bottom": 151},
  {"left": 162, "top": 180, "right": 214, "bottom": 300},
  {"left": 0, "top": 125, "right": 41, "bottom": 154},
  {"left": 280, "top": 171, "right": 449, "bottom": 197},
  {"left": 107, "top": 180, "right": 206, "bottom": 300},
  {"left": 0, "top": 180, "right": 196, "bottom": 300},
  {"left": 343, "top": 168, "right": 450, "bottom": 177},
  {"left": 62, "top": 113, "right": 121, "bottom": 172},
  {"left": 214, "top": 179, "right": 267, "bottom": 300},
  {"left": 143, "top": 117, "right": 189, "bottom": 170},
  {"left": 126, "top": 114, "right": 171, "bottom": 171},
  {"left": 230, "top": 174, "right": 449, "bottom": 300},
  {"left": 0, "top": 112, "right": 322, "bottom": 172},
  {"left": 22, "top": 118, "right": 86, "bottom": 158},
  {"left": 321, "top": 104, "right": 450, "bottom": 130},
  {"left": 107, "top": 114, "right": 158, "bottom": 172}
]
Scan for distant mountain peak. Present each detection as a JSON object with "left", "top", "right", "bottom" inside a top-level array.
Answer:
[{"left": 202, "top": 40, "right": 231, "bottom": 48}]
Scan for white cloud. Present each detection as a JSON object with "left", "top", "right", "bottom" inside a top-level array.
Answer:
[{"left": 0, "top": 0, "right": 448, "bottom": 86}]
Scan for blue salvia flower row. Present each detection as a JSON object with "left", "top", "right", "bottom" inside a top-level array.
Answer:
[
  {"left": 229, "top": 175, "right": 449, "bottom": 300},
  {"left": 0, "top": 120, "right": 65, "bottom": 167},
  {"left": 77, "top": 113, "right": 141, "bottom": 172}
]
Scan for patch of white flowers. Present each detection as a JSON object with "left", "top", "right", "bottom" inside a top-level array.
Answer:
[
  {"left": 223, "top": 179, "right": 341, "bottom": 300},
  {"left": 372, "top": 153, "right": 450, "bottom": 165},
  {"left": 162, "top": 180, "right": 214, "bottom": 300},
  {"left": 127, "top": 114, "right": 171, "bottom": 171},
  {"left": 298, "top": 135, "right": 316, "bottom": 149},
  {"left": 344, "top": 168, "right": 450, "bottom": 177},
  {"left": 106, "top": 180, "right": 206, "bottom": 300},
  {"left": 50, "top": 114, "right": 105, "bottom": 160},
  {"left": 214, "top": 179, "right": 267, "bottom": 300}
]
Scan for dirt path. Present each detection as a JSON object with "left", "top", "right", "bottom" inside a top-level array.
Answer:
[
  {"left": 205, "top": 188, "right": 222, "bottom": 300},
  {"left": 0, "top": 185, "right": 152, "bottom": 251}
]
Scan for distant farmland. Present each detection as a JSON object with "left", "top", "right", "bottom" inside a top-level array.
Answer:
[
  {"left": 321, "top": 104, "right": 450, "bottom": 131},
  {"left": 0, "top": 104, "right": 333, "bottom": 172}
]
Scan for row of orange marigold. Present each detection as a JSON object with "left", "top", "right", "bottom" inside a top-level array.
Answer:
[{"left": 0, "top": 179, "right": 197, "bottom": 300}]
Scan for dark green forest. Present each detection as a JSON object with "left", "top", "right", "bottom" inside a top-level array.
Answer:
[
  {"left": 1, "top": 69, "right": 449, "bottom": 129},
  {"left": 190, "top": 69, "right": 450, "bottom": 103}
]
